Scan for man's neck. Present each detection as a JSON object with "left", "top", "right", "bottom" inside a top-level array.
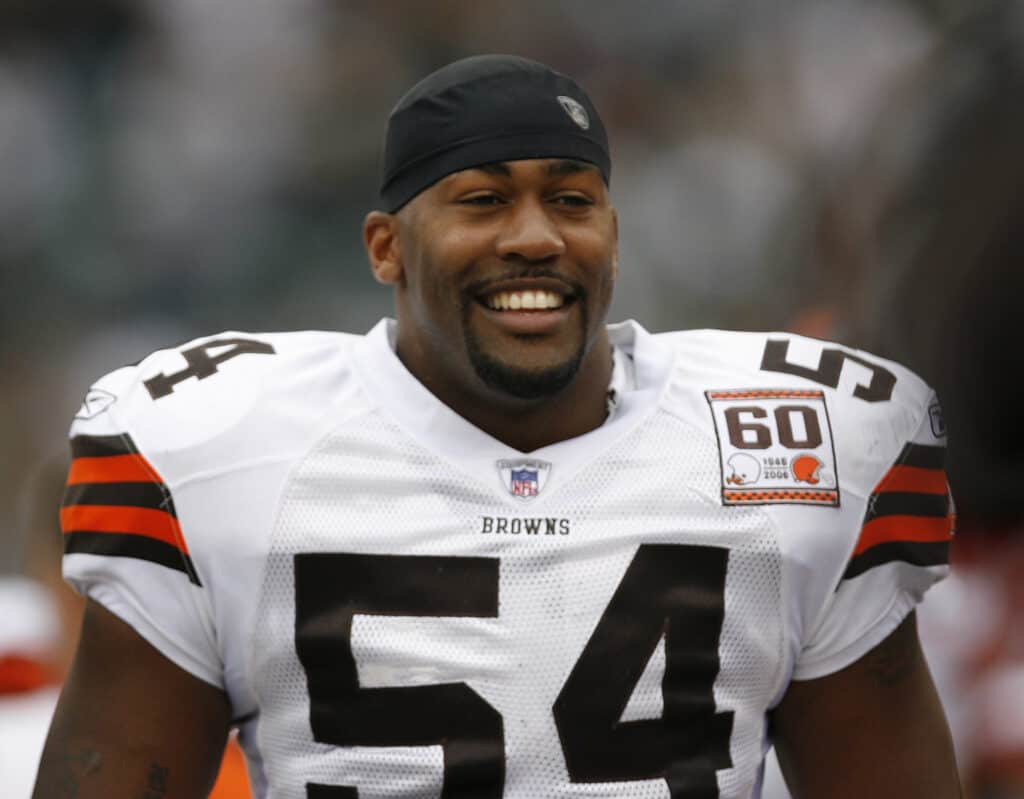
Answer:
[{"left": 398, "top": 334, "right": 614, "bottom": 453}]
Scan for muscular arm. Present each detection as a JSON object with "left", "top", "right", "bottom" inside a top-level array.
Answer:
[
  {"left": 33, "top": 599, "right": 232, "bottom": 798},
  {"left": 771, "top": 612, "right": 961, "bottom": 798}
]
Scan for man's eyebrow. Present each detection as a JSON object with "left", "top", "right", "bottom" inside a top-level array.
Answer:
[
  {"left": 466, "top": 160, "right": 598, "bottom": 178},
  {"left": 547, "top": 159, "right": 597, "bottom": 176},
  {"left": 472, "top": 162, "right": 512, "bottom": 176}
]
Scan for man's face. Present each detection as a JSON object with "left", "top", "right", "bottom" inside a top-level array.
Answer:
[{"left": 386, "top": 158, "right": 617, "bottom": 401}]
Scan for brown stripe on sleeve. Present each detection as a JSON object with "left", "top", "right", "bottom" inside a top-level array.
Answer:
[
  {"left": 63, "top": 433, "right": 200, "bottom": 585},
  {"left": 843, "top": 442, "right": 953, "bottom": 581}
]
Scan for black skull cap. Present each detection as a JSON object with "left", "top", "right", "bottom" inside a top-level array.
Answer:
[{"left": 379, "top": 54, "right": 610, "bottom": 212}]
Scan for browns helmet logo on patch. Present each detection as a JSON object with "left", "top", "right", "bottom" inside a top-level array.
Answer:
[
  {"left": 791, "top": 453, "right": 824, "bottom": 485},
  {"left": 726, "top": 453, "right": 761, "bottom": 485}
]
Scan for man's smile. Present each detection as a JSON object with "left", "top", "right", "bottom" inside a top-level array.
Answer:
[
  {"left": 472, "top": 277, "right": 580, "bottom": 336},
  {"left": 484, "top": 289, "right": 565, "bottom": 311}
]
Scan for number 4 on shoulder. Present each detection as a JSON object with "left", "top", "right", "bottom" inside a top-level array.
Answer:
[{"left": 144, "top": 337, "right": 275, "bottom": 400}]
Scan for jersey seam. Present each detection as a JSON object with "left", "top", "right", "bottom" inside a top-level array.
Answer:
[
  {"left": 163, "top": 453, "right": 315, "bottom": 493},
  {"left": 759, "top": 510, "right": 796, "bottom": 710}
]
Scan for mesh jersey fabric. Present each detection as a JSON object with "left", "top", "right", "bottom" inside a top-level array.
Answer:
[{"left": 62, "top": 319, "right": 952, "bottom": 798}]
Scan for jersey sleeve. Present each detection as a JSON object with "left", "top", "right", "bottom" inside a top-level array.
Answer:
[
  {"left": 791, "top": 388, "right": 954, "bottom": 681},
  {"left": 61, "top": 364, "right": 223, "bottom": 688}
]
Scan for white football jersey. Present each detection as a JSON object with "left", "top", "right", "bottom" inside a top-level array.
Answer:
[{"left": 63, "top": 319, "right": 953, "bottom": 798}]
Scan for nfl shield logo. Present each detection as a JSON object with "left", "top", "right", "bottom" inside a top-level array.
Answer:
[
  {"left": 511, "top": 468, "right": 539, "bottom": 497},
  {"left": 497, "top": 459, "right": 552, "bottom": 500}
]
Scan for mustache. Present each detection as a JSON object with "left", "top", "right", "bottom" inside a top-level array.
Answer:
[{"left": 464, "top": 264, "right": 586, "bottom": 297}]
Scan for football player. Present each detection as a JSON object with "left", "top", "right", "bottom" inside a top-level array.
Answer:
[{"left": 35, "top": 55, "right": 960, "bottom": 798}]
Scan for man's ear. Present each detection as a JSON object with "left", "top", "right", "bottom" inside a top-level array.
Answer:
[{"left": 363, "top": 211, "right": 403, "bottom": 285}]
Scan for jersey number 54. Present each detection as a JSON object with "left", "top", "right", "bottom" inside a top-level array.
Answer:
[{"left": 295, "top": 544, "right": 733, "bottom": 798}]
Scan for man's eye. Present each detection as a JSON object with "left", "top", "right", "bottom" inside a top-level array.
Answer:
[
  {"left": 552, "top": 194, "right": 593, "bottom": 207},
  {"left": 460, "top": 194, "right": 504, "bottom": 206}
]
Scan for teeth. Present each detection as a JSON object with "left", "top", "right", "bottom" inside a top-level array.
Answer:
[{"left": 486, "top": 290, "right": 565, "bottom": 311}]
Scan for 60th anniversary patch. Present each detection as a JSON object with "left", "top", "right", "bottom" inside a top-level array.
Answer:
[{"left": 706, "top": 389, "right": 840, "bottom": 506}]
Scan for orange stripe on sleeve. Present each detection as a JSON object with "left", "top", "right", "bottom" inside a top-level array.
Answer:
[
  {"left": 60, "top": 505, "right": 188, "bottom": 553},
  {"left": 67, "top": 454, "right": 159, "bottom": 485},
  {"left": 876, "top": 465, "right": 949, "bottom": 495},
  {"left": 853, "top": 513, "right": 954, "bottom": 557}
]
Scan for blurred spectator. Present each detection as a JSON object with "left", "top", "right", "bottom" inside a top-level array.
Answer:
[
  {"left": 0, "top": 460, "right": 81, "bottom": 795},
  {"left": 0, "top": 0, "right": 960, "bottom": 569},
  {"left": 814, "top": 6, "right": 1024, "bottom": 530},
  {"left": 808, "top": 6, "right": 1024, "bottom": 797},
  {"left": 0, "top": 576, "right": 66, "bottom": 796}
]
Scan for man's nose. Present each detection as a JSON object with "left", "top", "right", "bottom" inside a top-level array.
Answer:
[{"left": 494, "top": 199, "right": 566, "bottom": 262}]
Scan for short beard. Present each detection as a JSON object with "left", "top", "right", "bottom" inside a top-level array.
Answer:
[
  {"left": 467, "top": 340, "right": 584, "bottom": 399},
  {"left": 462, "top": 303, "right": 588, "bottom": 401}
]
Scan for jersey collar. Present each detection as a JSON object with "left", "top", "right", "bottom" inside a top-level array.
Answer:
[{"left": 353, "top": 318, "right": 674, "bottom": 506}]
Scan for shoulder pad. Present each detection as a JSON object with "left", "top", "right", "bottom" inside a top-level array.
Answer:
[
  {"left": 659, "top": 329, "right": 941, "bottom": 499},
  {"left": 69, "top": 330, "right": 362, "bottom": 472}
]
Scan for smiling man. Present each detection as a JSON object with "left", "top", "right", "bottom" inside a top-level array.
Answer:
[
  {"left": 36, "top": 56, "right": 960, "bottom": 798},
  {"left": 365, "top": 60, "right": 620, "bottom": 454}
]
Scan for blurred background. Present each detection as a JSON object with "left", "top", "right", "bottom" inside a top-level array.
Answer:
[{"left": 2, "top": 0, "right": 1022, "bottom": 796}]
